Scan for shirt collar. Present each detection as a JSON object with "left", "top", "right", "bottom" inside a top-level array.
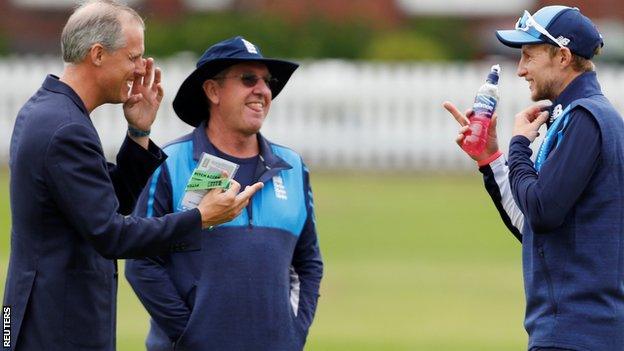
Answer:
[
  {"left": 549, "top": 71, "right": 602, "bottom": 123},
  {"left": 190, "top": 120, "right": 292, "bottom": 174},
  {"left": 41, "top": 74, "right": 89, "bottom": 115}
]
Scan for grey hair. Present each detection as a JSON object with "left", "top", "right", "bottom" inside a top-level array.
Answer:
[{"left": 61, "top": 0, "right": 144, "bottom": 63}]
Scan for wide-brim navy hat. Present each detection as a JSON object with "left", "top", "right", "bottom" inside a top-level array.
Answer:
[
  {"left": 173, "top": 36, "right": 299, "bottom": 127},
  {"left": 496, "top": 6, "right": 603, "bottom": 59}
]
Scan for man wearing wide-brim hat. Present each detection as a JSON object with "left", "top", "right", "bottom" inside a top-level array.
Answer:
[
  {"left": 445, "top": 5, "right": 624, "bottom": 351},
  {"left": 126, "top": 36, "right": 323, "bottom": 351}
]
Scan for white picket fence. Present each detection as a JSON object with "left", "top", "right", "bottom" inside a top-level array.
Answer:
[{"left": 1, "top": 56, "right": 623, "bottom": 170}]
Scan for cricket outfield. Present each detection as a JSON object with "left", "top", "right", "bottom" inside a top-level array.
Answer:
[{"left": 0, "top": 170, "right": 526, "bottom": 350}]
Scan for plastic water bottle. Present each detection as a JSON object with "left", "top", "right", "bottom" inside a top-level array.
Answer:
[{"left": 462, "top": 64, "right": 500, "bottom": 157}]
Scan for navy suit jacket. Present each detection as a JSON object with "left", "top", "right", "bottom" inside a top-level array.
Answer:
[{"left": 2, "top": 75, "right": 202, "bottom": 351}]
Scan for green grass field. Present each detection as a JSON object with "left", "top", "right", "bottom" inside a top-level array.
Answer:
[{"left": 0, "top": 170, "right": 527, "bottom": 350}]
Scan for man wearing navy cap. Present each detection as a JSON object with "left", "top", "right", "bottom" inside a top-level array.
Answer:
[
  {"left": 126, "top": 36, "right": 323, "bottom": 351},
  {"left": 445, "top": 6, "right": 624, "bottom": 351}
]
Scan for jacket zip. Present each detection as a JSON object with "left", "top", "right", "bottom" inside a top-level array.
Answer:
[{"left": 247, "top": 197, "right": 254, "bottom": 228}]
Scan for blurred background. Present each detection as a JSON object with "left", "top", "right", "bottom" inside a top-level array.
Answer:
[{"left": 0, "top": 0, "right": 623, "bottom": 350}]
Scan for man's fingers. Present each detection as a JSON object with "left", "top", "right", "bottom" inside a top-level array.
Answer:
[
  {"left": 229, "top": 183, "right": 263, "bottom": 215},
  {"left": 232, "top": 197, "right": 250, "bottom": 216},
  {"left": 226, "top": 179, "right": 241, "bottom": 195},
  {"left": 490, "top": 114, "right": 498, "bottom": 128},
  {"left": 455, "top": 125, "right": 469, "bottom": 146},
  {"left": 204, "top": 187, "right": 223, "bottom": 198},
  {"left": 124, "top": 93, "right": 142, "bottom": 107},
  {"left": 131, "top": 72, "right": 143, "bottom": 94},
  {"left": 153, "top": 67, "right": 163, "bottom": 97},
  {"left": 522, "top": 101, "right": 552, "bottom": 121},
  {"left": 455, "top": 133, "right": 465, "bottom": 146},
  {"left": 143, "top": 58, "right": 154, "bottom": 88},
  {"left": 531, "top": 111, "right": 549, "bottom": 127},
  {"left": 235, "top": 182, "right": 264, "bottom": 203},
  {"left": 155, "top": 84, "right": 164, "bottom": 103},
  {"left": 154, "top": 66, "right": 161, "bottom": 85},
  {"left": 443, "top": 101, "right": 470, "bottom": 127}
]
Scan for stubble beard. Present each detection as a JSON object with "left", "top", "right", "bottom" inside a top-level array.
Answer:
[{"left": 532, "top": 78, "right": 558, "bottom": 102}]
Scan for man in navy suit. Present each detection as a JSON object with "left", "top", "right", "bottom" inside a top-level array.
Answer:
[{"left": 2, "top": 1, "right": 262, "bottom": 350}]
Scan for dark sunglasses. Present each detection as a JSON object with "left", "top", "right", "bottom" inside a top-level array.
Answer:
[{"left": 215, "top": 73, "right": 278, "bottom": 88}]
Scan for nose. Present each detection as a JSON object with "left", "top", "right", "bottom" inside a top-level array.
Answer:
[
  {"left": 135, "top": 58, "right": 146, "bottom": 77},
  {"left": 252, "top": 78, "right": 272, "bottom": 99},
  {"left": 516, "top": 59, "right": 527, "bottom": 77}
]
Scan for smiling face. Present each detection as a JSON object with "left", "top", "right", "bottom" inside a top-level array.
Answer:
[
  {"left": 517, "top": 44, "right": 561, "bottom": 101},
  {"left": 206, "top": 62, "right": 273, "bottom": 136},
  {"left": 98, "top": 15, "right": 145, "bottom": 104}
]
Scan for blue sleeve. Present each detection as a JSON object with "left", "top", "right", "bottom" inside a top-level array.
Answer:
[
  {"left": 508, "top": 108, "right": 601, "bottom": 233},
  {"left": 291, "top": 162, "right": 323, "bottom": 339},
  {"left": 125, "top": 165, "right": 192, "bottom": 342},
  {"left": 108, "top": 135, "right": 164, "bottom": 215},
  {"left": 44, "top": 123, "right": 202, "bottom": 259}
]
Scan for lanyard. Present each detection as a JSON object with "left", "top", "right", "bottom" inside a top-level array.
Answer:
[{"left": 534, "top": 105, "right": 572, "bottom": 172}]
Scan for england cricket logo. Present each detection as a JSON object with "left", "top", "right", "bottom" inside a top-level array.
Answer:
[
  {"left": 272, "top": 175, "right": 287, "bottom": 200},
  {"left": 241, "top": 38, "right": 258, "bottom": 54}
]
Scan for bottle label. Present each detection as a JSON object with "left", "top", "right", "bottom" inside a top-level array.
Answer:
[{"left": 473, "top": 93, "right": 497, "bottom": 118}]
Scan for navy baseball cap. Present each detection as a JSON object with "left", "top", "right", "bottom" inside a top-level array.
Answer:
[
  {"left": 173, "top": 36, "right": 299, "bottom": 127},
  {"left": 496, "top": 6, "right": 603, "bottom": 59}
]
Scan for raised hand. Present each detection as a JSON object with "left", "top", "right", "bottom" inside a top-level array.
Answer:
[
  {"left": 443, "top": 101, "right": 500, "bottom": 163},
  {"left": 123, "top": 57, "right": 164, "bottom": 132},
  {"left": 512, "top": 102, "right": 551, "bottom": 142}
]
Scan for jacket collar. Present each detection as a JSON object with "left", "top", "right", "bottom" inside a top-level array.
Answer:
[
  {"left": 42, "top": 74, "right": 89, "bottom": 115},
  {"left": 191, "top": 120, "right": 292, "bottom": 183},
  {"left": 549, "top": 71, "right": 602, "bottom": 124}
]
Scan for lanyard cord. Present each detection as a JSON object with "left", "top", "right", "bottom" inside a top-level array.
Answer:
[{"left": 535, "top": 105, "right": 572, "bottom": 172}]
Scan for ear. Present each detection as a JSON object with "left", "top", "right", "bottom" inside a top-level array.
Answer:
[
  {"left": 89, "top": 43, "right": 105, "bottom": 66},
  {"left": 203, "top": 80, "right": 220, "bottom": 105},
  {"left": 558, "top": 47, "right": 573, "bottom": 68}
]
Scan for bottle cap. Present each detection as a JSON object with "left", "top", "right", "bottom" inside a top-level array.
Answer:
[{"left": 487, "top": 64, "right": 501, "bottom": 85}]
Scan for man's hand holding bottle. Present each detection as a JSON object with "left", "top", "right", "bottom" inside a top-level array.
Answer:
[{"left": 443, "top": 101, "right": 501, "bottom": 165}]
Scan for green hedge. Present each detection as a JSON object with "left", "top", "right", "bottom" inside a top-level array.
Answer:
[
  {"left": 144, "top": 13, "right": 476, "bottom": 61},
  {"left": 0, "top": 31, "right": 8, "bottom": 56}
]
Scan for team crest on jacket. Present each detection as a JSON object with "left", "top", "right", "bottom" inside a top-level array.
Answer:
[{"left": 273, "top": 175, "right": 287, "bottom": 200}]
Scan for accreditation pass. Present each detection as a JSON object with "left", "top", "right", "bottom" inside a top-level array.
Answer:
[{"left": 178, "top": 152, "right": 239, "bottom": 211}]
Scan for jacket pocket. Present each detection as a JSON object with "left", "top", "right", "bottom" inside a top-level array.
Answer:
[
  {"left": 538, "top": 246, "right": 558, "bottom": 316},
  {"left": 173, "top": 283, "right": 198, "bottom": 351},
  {"left": 63, "top": 270, "right": 111, "bottom": 348},
  {"left": 287, "top": 286, "right": 307, "bottom": 351},
  {"left": 184, "top": 282, "right": 198, "bottom": 311}
]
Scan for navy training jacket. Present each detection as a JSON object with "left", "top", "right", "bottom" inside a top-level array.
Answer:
[
  {"left": 126, "top": 121, "right": 323, "bottom": 351},
  {"left": 481, "top": 72, "right": 624, "bottom": 350}
]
